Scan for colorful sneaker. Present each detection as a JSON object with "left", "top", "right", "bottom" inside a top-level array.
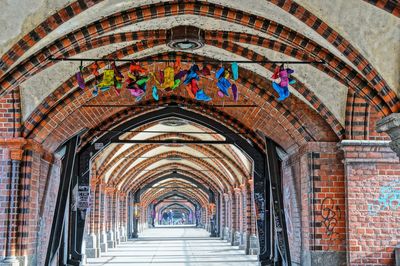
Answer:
[
  {"left": 231, "top": 62, "right": 238, "bottom": 80},
  {"left": 217, "top": 78, "right": 231, "bottom": 96},
  {"left": 201, "top": 65, "right": 211, "bottom": 76},
  {"left": 171, "top": 79, "right": 181, "bottom": 90},
  {"left": 152, "top": 86, "right": 159, "bottom": 101},
  {"left": 272, "top": 82, "right": 290, "bottom": 101},
  {"left": 76, "top": 70, "right": 85, "bottom": 89},
  {"left": 183, "top": 70, "right": 199, "bottom": 85},
  {"left": 216, "top": 67, "right": 224, "bottom": 79},
  {"left": 232, "top": 83, "right": 238, "bottom": 102},
  {"left": 92, "top": 85, "right": 98, "bottom": 97},
  {"left": 190, "top": 79, "right": 200, "bottom": 96},
  {"left": 195, "top": 89, "right": 212, "bottom": 102},
  {"left": 175, "top": 70, "right": 187, "bottom": 80}
]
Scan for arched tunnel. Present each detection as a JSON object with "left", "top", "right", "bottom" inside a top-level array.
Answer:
[{"left": 0, "top": 1, "right": 399, "bottom": 266}]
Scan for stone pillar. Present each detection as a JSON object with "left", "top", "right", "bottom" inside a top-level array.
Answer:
[
  {"left": 106, "top": 188, "right": 115, "bottom": 249},
  {"left": 239, "top": 184, "right": 247, "bottom": 250},
  {"left": 232, "top": 188, "right": 241, "bottom": 246},
  {"left": 376, "top": 113, "right": 400, "bottom": 157},
  {"left": 99, "top": 182, "right": 108, "bottom": 253},
  {"left": 86, "top": 177, "right": 100, "bottom": 258},
  {"left": 0, "top": 144, "right": 25, "bottom": 266},
  {"left": 247, "top": 179, "right": 259, "bottom": 255},
  {"left": 395, "top": 244, "right": 400, "bottom": 266}
]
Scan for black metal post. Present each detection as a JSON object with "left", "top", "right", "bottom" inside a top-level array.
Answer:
[{"left": 45, "top": 135, "right": 79, "bottom": 266}]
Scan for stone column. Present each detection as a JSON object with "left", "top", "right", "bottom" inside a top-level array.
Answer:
[
  {"left": 247, "top": 179, "right": 259, "bottom": 255},
  {"left": 99, "top": 182, "right": 108, "bottom": 253},
  {"left": 232, "top": 187, "right": 241, "bottom": 246},
  {"left": 0, "top": 146, "right": 24, "bottom": 266},
  {"left": 239, "top": 184, "right": 247, "bottom": 250},
  {"left": 86, "top": 177, "right": 100, "bottom": 258},
  {"left": 376, "top": 113, "right": 400, "bottom": 157},
  {"left": 106, "top": 188, "right": 115, "bottom": 249}
]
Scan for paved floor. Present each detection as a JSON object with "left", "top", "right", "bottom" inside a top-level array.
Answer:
[{"left": 86, "top": 226, "right": 259, "bottom": 266}]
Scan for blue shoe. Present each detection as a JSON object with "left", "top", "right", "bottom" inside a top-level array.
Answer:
[
  {"left": 99, "top": 86, "right": 110, "bottom": 92},
  {"left": 183, "top": 71, "right": 199, "bottom": 85},
  {"left": 92, "top": 86, "right": 98, "bottom": 97},
  {"left": 216, "top": 67, "right": 225, "bottom": 79},
  {"left": 195, "top": 89, "right": 212, "bottom": 102},
  {"left": 272, "top": 82, "right": 290, "bottom": 101},
  {"left": 152, "top": 86, "right": 159, "bottom": 101},
  {"left": 231, "top": 62, "right": 238, "bottom": 80},
  {"left": 217, "top": 78, "right": 231, "bottom": 96}
]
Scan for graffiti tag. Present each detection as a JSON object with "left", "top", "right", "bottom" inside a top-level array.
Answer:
[
  {"left": 320, "top": 197, "right": 341, "bottom": 248},
  {"left": 368, "top": 180, "right": 400, "bottom": 215}
]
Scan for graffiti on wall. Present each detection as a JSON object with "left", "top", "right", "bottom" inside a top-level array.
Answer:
[
  {"left": 320, "top": 197, "right": 342, "bottom": 248},
  {"left": 283, "top": 186, "right": 293, "bottom": 238},
  {"left": 368, "top": 180, "right": 400, "bottom": 216}
]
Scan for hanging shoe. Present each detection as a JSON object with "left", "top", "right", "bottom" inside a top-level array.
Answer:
[
  {"left": 232, "top": 83, "right": 238, "bottom": 102},
  {"left": 216, "top": 67, "right": 224, "bottom": 79},
  {"left": 98, "top": 69, "right": 115, "bottom": 88},
  {"left": 231, "top": 62, "right": 239, "bottom": 81},
  {"left": 152, "top": 86, "right": 159, "bottom": 101},
  {"left": 137, "top": 76, "right": 150, "bottom": 86},
  {"left": 190, "top": 79, "right": 200, "bottom": 96},
  {"left": 201, "top": 65, "right": 211, "bottom": 76},
  {"left": 183, "top": 70, "right": 199, "bottom": 85},
  {"left": 171, "top": 79, "right": 181, "bottom": 90},
  {"left": 92, "top": 85, "right": 98, "bottom": 97},
  {"left": 217, "top": 78, "right": 231, "bottom": 96},
  {"left": 135, "top": 94, "right": 145, "bottom": 102},
  {"left": 272, "top": 82, "right": 290, "bottom": 101},
  {"left": 76, "top": 70, "right": 85, "bottom": 89},
  {"left": 289, "top": 78, "right": 296, "bottom": 85},
  {"left": 174, "top": 57, "right": 181, "bottom": 73},
  {"left": 175, "top": 70, "right": 188, "bottom": 80},
  {"left": 100, "top": 86, "right": 110, "bottom": 92},
  {"left": 195, "top": 89, "right": 212, "bottom": 102},
  {"left": 161, "top": 67, "right": 175, "bottom": 88},
  {"left": 271, "top": 66, "right": 280, "bottom": 79}
]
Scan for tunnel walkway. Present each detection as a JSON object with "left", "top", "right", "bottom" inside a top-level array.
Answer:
[{"left": 86, "top": 226, "right": 258, "bottom": 266}]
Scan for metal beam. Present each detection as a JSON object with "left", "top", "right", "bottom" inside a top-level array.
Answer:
[
  {"left": 110, "top": 138, "right": 234, "bottom": 144},
  {"left": 49, "top": 56, "right": 325, "bottom": 65},
  {"left": 45, "top": 135, "right": 79, "bottom": 266}
]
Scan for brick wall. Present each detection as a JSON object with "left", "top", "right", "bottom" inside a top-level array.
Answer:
[
  {"left": 0, "top": 90, "right": 20, "bottom": 138},
  {"left": 35, "top": 157, "right": 60, "bottom": 266},
  {"left": 342, "top": 141, "right": 400, "bottom": 266},
  {"left": 286, "top": 142, "right": 347, "bottom": 265},
  {"left": 282, "top": 154, "right": 302, "bottom": 265}
]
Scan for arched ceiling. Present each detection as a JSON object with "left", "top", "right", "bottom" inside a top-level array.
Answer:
[
  {"left": 1, "top": 0, "right": 398, "bottom": 209},
  {"left": 0, "top": 0, "right": 398, "bottom": 125}
]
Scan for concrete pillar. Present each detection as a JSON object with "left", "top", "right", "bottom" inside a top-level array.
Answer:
[
  {"left": 107, "top": 230, "right": 115, "bottom": 249},
  {"left": 99, "top": 231, "right": 108, "bottom": 253},
  {"left": 233, "top": 231, "right": 241, "bottom": 246},
  {"left": 395, "top": 244, "right": 400, "bottom": 266},
  {"left": 248, "top": 234, "right": 259, "bottom": 255},
  {"left": 376, "top": 113, "right": 400, "bottom": 157},
  {"left": 85, "top": 233, "right": 100, "bottom": 258},
  {"left": 239, "top": 232, "right": 247, "bottom": 250}
]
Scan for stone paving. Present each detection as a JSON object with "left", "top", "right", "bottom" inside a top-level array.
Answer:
[{"left": 86, "top": 226, "right": 258, "bottom": 266}]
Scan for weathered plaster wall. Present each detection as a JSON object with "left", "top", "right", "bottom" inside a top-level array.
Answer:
[
  {"left": 0, "top": 0, "right": 74, "bottom": 57},
  {"left": 297, "top": 0, "right": 400, "bottom": 93}
]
